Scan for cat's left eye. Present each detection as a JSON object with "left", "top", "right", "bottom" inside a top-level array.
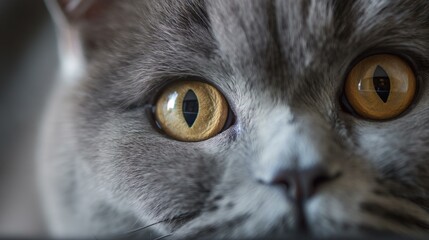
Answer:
[{"left": 154, "top": 81, "right": 232, "bottom": 142}]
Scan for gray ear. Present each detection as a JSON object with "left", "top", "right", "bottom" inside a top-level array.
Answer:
[
  {"left": 45, "top": 0, "right": 111, "bottom": 81},
  {"left": 45, "top": 0, "right": 108, "bottom": 23}
]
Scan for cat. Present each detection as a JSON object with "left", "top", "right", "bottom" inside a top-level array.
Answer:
[{"left": 38, "top": 0, "right": 429, "bottom": 239}]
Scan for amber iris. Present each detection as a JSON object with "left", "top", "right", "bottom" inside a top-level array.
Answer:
[
  {"left": 155, "top": 81, "right": 228, "bottom": 141},
  {"left": 344, "top": 54, "right": 416, "bottom": 120}
]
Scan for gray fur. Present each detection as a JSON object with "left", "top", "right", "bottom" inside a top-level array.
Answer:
[{"left": 38, "top": 0, "right": 429, "bottom": 238}]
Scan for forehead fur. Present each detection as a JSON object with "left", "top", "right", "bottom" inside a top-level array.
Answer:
[{"left": 78, "top": 0, "right": 429, "bottom": 109}]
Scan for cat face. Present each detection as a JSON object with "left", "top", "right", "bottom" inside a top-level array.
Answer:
[{"left": 42, "top": 0, "right": 429, "bottom": 238}]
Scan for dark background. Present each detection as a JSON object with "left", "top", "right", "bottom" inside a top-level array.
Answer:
[{"left": 0, "top": 0, "right": 57, "bottom": 236}]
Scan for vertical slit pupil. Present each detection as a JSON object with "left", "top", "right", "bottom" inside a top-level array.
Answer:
[
  {"left": 183, "top": 90, "right": 199, "bottom": 127},
  {"left": 373, "top": 65, "right": 390, "bottom": 103}
]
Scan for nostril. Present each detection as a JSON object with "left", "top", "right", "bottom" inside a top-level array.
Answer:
[
  {"left": 312, "top": 175, "right": 330, "bottom": 191},
  {"left": 309, "top": 171, "right": 341, "bottom": 197},
  {"left": 272, "top": 175, "right": 291, "bottom": 190},
  {"left": 270, "top": 171, "right": 301, "bottom": 200},
  {"left": 260, "top": 171, "right": 294, "bottom": 192}
]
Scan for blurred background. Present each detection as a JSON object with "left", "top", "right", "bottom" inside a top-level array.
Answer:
[{"left": 0, "top": 0, "right": 57, "bottom": 236}]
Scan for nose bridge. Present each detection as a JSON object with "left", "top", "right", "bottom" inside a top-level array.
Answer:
[
  {"left": 292, "top": 112, "right": 337, "bottom": 168},
  {"left": 254, "top": 107, "right": 342, "bottom": 184}
]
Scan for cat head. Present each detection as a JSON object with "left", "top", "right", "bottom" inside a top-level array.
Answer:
[{"left": 47, "top": 0, "right": 429, "bottom": 238}]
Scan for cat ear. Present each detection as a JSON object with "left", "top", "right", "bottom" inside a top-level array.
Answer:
[
  {"left": 45, "top": 0, "right": 110, "bottom": 81},
  {"left": 47, "top": 0, "right": 109, "bottom": 23}
]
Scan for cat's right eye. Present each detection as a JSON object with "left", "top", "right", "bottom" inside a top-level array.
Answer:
[
  {"left": 343, "top": 54, "right": 417, "bottom": 120},
  {"left": 154, "top": 81, "right": 233, "bottom": 142}
]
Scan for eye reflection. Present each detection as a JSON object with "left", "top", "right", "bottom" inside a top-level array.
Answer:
[{"left": 166, "top": 91, "right": 178, "bottom": 111}]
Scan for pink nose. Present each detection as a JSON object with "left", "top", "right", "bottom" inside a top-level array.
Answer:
[{"left": 268, "top": 165, "right": 340, "bottom": 201}]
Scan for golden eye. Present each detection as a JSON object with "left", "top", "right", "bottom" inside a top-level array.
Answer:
[
  {"left": 155, "top": 81, "right": 229, "bottom": 141},
  {"left": 344, "top": 54, "right": 416, "bottom": 120}
]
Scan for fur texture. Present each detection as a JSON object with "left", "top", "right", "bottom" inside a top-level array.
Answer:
[{"left": 38, "top": 0, "right": 429, "bottom": 238}]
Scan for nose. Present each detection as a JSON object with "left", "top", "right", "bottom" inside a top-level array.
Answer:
[{"left": 269, "top": 165, "right": 340, "bottom": 201}]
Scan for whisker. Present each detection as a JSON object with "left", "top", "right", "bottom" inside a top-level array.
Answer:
[
  {"left": 124, "top": 219, "right": 169, "bottom": 236},
  {"left": 119, "top": 211, "right": 199, "bottom": 237},
  {"left": 152, "top": 233, "right": 173, "bottom": 240}
]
